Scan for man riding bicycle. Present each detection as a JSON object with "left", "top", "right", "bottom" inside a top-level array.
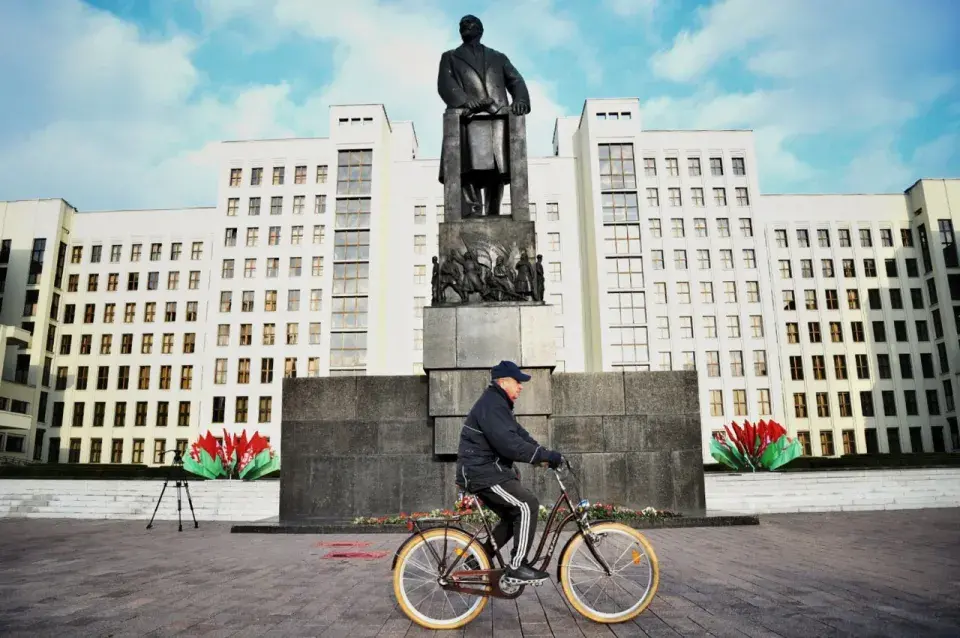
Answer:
[{"left": 455, "top": 360, "right": 565, "bottom": 585}]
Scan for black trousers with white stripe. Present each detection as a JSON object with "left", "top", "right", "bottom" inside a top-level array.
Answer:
[{"left": 475, "top": 478, "right": 539, "bottom": 569}]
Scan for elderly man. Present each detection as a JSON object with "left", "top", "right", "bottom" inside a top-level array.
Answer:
[
  {"left": 437, "top": 14, "right": 531, "bottom": 217},
  {"left": 455, "top": 360, "right": 564, "bottom": 585}
]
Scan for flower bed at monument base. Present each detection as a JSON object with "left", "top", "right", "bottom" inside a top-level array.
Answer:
[{"left": 352, "top": 501, "right": 681, "bottom": 527}]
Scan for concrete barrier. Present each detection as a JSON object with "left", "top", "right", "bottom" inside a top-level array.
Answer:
[
  {"left": 705, "top": 468, "right": 960, "bottom": 514},
  {"left": 0, "top": 479, "right": 278, "bottom": 521}
]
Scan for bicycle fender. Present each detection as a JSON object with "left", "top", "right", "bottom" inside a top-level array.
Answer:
[
  {"left": 390, "top": 536, "right": 417, "bottom": 571},
  {"left": 554, "top": 518, "right": 616, "bottom": 582}
]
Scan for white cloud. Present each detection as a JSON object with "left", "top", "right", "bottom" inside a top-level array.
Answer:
[
  {"left": 845, "top": 132, "right": 960, "bottom": 194},
  {"left": 198, "top": 0, "right": 584, "bottom": 154},
  {"left": 0, "top": 0, "right": 310, "bottom": 210},
  {"left": 646, "top": 0, "right": 958, "bottom": 193},
  {"left": 642, "top": 88, "right": 819, "bottom": 187},
  {"left": 0, "top": 0, "right": 581, "bottom": 210}
]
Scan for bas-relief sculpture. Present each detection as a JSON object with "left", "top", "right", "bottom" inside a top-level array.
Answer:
[
  {"left": 432, "top": 250, "right": 545, "bottom": 305},
  {"left": 432, "top": 14, "right": 543, "bottom": 307}
]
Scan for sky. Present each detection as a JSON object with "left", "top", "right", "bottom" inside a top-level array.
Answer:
[{"left": 0, "top": 0, "right": 958, "bottom": 212}]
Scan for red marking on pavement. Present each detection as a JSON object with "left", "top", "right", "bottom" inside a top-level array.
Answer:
[
  {"left": 315, "top": 541, "right": 372, "bottom": 548},
  {"left": 320, "top": 551, "right": 388, "bottom": 560}
]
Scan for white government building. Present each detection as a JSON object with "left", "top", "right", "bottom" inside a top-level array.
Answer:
[{"left": 1, "top": 98, "right": 958, "bottom": 466}]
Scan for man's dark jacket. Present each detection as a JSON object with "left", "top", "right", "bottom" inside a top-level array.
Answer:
[{"left": 455, "top": 383, "right": 549, "bottom": 491}]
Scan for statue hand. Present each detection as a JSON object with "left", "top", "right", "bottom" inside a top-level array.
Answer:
[
  {"left": 511, "top": 101, "right": 530, "bottom": 116},
  {"left": 464, "top": 99, "right": 483, "bottom": 111}
]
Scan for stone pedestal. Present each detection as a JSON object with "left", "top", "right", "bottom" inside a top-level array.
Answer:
[
  {"left": 423, "top": 303, "right": 556, "bottom": 454},
  {"left": 423, "top": 303, "right": 556, "bottom": 370}
]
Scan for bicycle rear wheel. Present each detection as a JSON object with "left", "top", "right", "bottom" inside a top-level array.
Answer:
[
  {"left": 558, "top": 522, "right": 659, "bottom": 623},
  {"left": 392, "top": 527, "right": 491, "bottom": 630}
]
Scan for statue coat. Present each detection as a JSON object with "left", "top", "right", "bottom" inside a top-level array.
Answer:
[{"left": 437, "top": 42, "right": 530, "bottom": 185}]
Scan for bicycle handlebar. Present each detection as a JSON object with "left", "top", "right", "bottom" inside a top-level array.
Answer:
[{"left": 538, "top": 456, "right": 571, "bottom": 472}]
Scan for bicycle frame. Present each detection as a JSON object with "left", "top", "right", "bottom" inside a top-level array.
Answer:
[{"left": 396, "top": 465, "right": 613, "bottom": 598}]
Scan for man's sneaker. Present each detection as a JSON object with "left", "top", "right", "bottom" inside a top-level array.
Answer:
[{"left": 504, "top": 563, "right": 549, "bottom": 584}]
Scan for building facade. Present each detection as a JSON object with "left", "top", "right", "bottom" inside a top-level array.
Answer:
[{"left": 1, "top": 98, "right": 957, "bottom": 465}]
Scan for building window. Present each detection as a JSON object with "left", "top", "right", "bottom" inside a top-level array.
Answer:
[
  {"left": 709, "top": 390, "right": 723, "bottom": 416},
  {"left": 794, "top": 393, "right": 807, "bottom": 418},
  {"left": 816, "top": 431, "right": 834, "bottom": 456},
  {"left": 598, "top": 143, "right": 636, "bottom": 189},
  {"left": 732, "top": 390, "right": 746, "bottom": 416},
  {"left": 610, "top": 326, "right": 648, "bottom": 364},
  {"left": 608, "top": 292, "right": 647, "bottom": 326},
  {"left": 337, "top": 149, "right": 373, "bottom": 195},
  {"left": 259, "top": 397, "right": 273, "bottom": 423},
  {"left": 332, "top": 297, "right": 368, "bottom": 329},
  {"left": 816, "top": 392, "right": 830, "bottom": 417},
  {"left": 757, "top": 389, "right": 771, "bottom": 415},
  {"left": 603, "top": 225, "right": 640, "bottom": 255},
  {"left": 330, "top": 332, "right": 367, "bottom": 370}
]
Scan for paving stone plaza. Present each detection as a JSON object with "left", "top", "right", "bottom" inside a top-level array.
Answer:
[{"left": 1, "top": 509, "right": 958, "bottom": 637}]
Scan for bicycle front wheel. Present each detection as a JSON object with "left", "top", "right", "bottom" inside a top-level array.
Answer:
[
  {"left": 392, "top": 527, "right": 491, "bottom": 630},
  {"left": 558, "top": 521, "right": 659, "bottom": 623}
]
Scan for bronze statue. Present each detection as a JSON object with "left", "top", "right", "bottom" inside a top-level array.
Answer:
[
  {"left": 487, "top": 256, "right": 521, "bottom": 301},
  {"left": 458, "top": 250, "right": 486, "bottom": 301},
  {"left": 534, "top": 254, "right": 545, "bottom": 301},
  {"left": 437, "top": 14, "right": 530, "bottom": 218},
  {"left": 436, "top": 252, "right": 466, "bottom": 303},
  {"left": 431, "top": 256, "right": 441, "bottom": 305},
  {"left": 515, "top": 251, "right": 534, "bottom": 299}
]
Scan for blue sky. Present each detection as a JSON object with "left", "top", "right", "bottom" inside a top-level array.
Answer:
[{"left": 0, "top": 0, "right": 957, "bottom": 211}]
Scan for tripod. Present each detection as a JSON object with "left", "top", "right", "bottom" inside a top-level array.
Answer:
[{"left": 146, "top": 449, "right": 199, "bottom": 532}]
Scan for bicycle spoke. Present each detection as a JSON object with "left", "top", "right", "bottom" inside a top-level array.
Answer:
[
  {"left": 592, "top": 579, "right": 611, "bottom": 610},
  {"left": 395, "top": 528, "right": 489, "bottom": 629},
  {"left": 563, "top": 524, "right": 657, "bottom": 621},
  {"left": 609, "top": 542, "right": 634, "bottom": 571}
]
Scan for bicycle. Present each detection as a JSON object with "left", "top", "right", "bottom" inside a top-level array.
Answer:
[{"left": 390, "top": 460, "right": 660, "bottom": 630}]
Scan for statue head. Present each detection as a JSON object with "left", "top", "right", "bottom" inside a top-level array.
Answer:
[
  {"left": 432, "top": 256, "right": 438, "bottom": 264},
  {"left": 459, "top": 14, "right": 483, "bottom": 43}
]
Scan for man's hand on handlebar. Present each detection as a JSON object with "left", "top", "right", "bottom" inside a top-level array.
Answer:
[{"left": 540, "top": 450, "right": 564, "bottom": 470}]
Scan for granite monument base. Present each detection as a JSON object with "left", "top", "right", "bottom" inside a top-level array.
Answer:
[
  {"left": 423, "top": 303, "right": 555, "bottom": 369},
  {"left": 279, "top": 371, "right": 707, "bottom": 523}
]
